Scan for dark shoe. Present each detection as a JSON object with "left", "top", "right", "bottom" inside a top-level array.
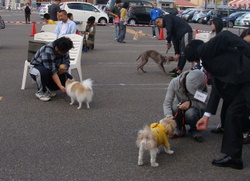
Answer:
[
  {"left": 193, "top": 135, "right": 203, "bottom": 142},
  {"left": 212, "top": 155, "right": 243, "bottom": 170},
  {"left": 243, "top": 134, "right": 250, "bottom": 144},
  {"left": 211, "top": 127, "right": 224, "bottom": 134},
  {"left": 169, "top": 68, "right": 177, "bottom": 74},
  {"left": 170, "top": 72, "right": 179, "bottom": 78}
]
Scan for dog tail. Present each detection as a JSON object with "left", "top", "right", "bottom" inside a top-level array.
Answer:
[
  {"left": 136, "top": 54, "right": 141, "bottom": 61},
  {"left": 81, "top": 78, "right": 93, "bottom": 90}
]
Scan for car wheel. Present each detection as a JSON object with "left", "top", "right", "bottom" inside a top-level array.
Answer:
[
  {"left": 98, "top": 18, "right": 107, "bottom": 25},
  {"left": 229, "top": 21, "right": 234, "bottom": 28},
  {"left": 128, "top": 19, "right": 137, "bottom": 25},
  {"left": 198, "top": 19, "right": 202, "bottom": 24}
]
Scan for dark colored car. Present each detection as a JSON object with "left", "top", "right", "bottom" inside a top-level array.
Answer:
[
  {"left": 162, "top": 7, "right": 178, "bottom": 15},
  {"left": 222, "top": 11, "right": 248, "bottom": 28},
  {"left": 127, "top": 6, "right": 167, "bottom": 24},
  {"left": 201, "top": 9, "right": 235, "bottom": 24}
]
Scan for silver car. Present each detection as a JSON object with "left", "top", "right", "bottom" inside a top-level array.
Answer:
[{"left": 192, "top": 10, "right": 209, "bottom": 23}]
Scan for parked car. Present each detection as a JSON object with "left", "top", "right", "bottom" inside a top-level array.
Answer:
[
  {"left": 192, "top": 9, "right": 209, "bottom": 23},
  {"left": 95, "top": 4, "right": 106, "bottom": 11},
  {"left": 105, "top": 0, "right": 152, "bottom": 23},
  {"left": 222, "top": 11, "right": 247, "bottom": 27},
  {"left": 177, "top": 8, "right": 196, "bottom": 18},
  {"left": 38, "top": 4, "right": 51, "bottom": 18},
  {"left": 127, "top": 5, "right": 167, "bottom": 24},
  {"left": 234, "top": 12, "right": 250, "bottom": 26},
  {"left": 182, "top": 9, "right": 202, "bottom": 22},
  {"left": 200, "top": 9, "right": 235, "bottom": 25},
  {"left": 61, "top": 2, "right": 109, "bottom": 24},
  {"left": 161, "top": 7, "right": 178, "bottom": 15}
]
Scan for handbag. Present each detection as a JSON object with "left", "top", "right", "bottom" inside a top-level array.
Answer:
[{"left": 114, "top": 16, "right": 120, "bottom": 23}]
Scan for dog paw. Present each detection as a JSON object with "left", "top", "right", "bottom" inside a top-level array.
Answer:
[
  {"left": 70, "top": 102, "right": 73, "bottom": 105},
  {"left": 166, "top": 150, "right": 174, "bottom": 154},
  {"left": 77, "top": 107, "right": 81, "bottom": 109},
  {"left": 151, "top": 163, "right": 159, "bottom": 167}
]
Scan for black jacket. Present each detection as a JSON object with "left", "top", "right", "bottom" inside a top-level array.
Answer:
[
  {"left": 198, "top": 30, "right": 250, "bottom": 85},
  {"left": 162, "top": 14, "right": 193, "bottom": 44}
]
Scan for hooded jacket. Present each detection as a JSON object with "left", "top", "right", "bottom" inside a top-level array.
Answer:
[{"left": 163, "top": 70, "right": 208, "bottom": 117}]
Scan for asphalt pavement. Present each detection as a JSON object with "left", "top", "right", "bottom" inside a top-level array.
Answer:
[{"left": 0, "top": 10, "right": 249, "bottom": 181}]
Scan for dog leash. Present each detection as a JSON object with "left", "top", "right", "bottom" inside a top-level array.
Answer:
[{"left": 166, "top": 48, "right": 170, "bottom": 54}]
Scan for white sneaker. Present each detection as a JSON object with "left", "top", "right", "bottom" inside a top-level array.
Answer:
[{"left": 35, "top": 93, "right": 51, "bottom": 101}]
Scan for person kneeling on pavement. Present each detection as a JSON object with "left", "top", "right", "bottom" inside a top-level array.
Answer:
[
  {"left": 29, "top": 37, "right": 74, "bottom": 101},
  {"left": 163, "top": 69, "right": 208, "bottom": 142}
]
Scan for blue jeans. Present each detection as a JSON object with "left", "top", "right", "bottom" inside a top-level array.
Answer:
[
  {"left": 151, "top": 20, "right": 160, "bottom": 37},
  {"left": 117, "top": 21, "right": 126, "bottom": 42},
  {"left": 173, "top": 106, "right": 203, "bottom": 137},
  {"left": 114, "top": 23, "right": 120, "bottom": 39},
  {"left": 30, "top": 65, "right": 72, "bottom": 93}
]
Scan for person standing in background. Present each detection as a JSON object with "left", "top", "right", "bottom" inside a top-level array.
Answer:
[
  {"left": 109, "top": 0, "right": 122, "bottom": 40},
  {"left": 48, "top": 0, "right": 61, "bottom": 21},
  {"left": 150, "top": 3, "right": 161, "bottom": 38},
  {"left": 24, "top": 3, "right": 31, "bottom": 24},
  {"left": 117, "top": 2, "right": 129, "bottom": 43}
]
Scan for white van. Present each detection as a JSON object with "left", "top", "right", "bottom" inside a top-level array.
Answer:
[{"left": 61, "top": 2, "right": 109, "bottom": 29}]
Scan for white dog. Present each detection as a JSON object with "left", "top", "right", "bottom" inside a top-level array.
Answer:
[
  {"left": 65, "top": 78, "right": 93, "bottom": 109},
  {"left": 136, "top": 117, "right": 176, "bottom": 167}
]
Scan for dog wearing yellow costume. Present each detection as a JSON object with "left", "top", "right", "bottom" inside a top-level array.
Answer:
[{"left": 136, "top": 117, "right": 176, "bottom": 167}]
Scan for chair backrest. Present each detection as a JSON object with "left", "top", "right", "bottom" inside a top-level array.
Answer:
[
  {"left": 34, "top": 32, "right": 57, "bottom": 42},
  {"left": 41, "top": 24, "right": 57, "bottom": 33},
  {"left": 27, "top": 40, "right": 47, "bottom": 62},
  {"left": 63, "top": 34, "right": 83, "bottom": 64},
  {"left": 195, "top": 32, "right": 214, "bottom": 43}
]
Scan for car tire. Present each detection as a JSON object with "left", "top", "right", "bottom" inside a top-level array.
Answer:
[
  {"left": 229, "top": 21, "right": 234, "bottom": 28},
  {"left": 128, "top": 19, "right": 137, "bottom": 25},
  {"left": 98, "top": 18, "right": 107, "bottom": 25},
  {"left": 198, "top": 19, "right": 202, "bottom": 24}
]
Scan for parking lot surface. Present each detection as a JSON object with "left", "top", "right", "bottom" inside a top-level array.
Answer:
[{"left": 0, "top": 10, "right": 249, "bottom": 181}]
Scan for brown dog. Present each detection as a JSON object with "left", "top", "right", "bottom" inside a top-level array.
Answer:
[{"left": 136, "top": 50, "right": 173, "bottom": 75}]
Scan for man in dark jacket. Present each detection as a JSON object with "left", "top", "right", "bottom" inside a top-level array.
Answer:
[
  {"left": 48, "top": 0, "right": 61, "bottom": 21},
  {"left": 156, "top": 15, "right": 193, "bottom": 78},
  {"left": 184, "top": 31, "right": 250, "bottom": 170}
]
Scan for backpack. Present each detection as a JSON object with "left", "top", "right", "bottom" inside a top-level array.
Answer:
[{"left": 25, "top": 6, "right": 31, "bottom": 14}]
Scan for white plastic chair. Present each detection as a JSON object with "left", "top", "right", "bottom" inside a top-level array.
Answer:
[
  {"left": 34, "top": 32, "right": 57, "bottom": 42},
  {"left": 195, "top": 32, "right": 214, "bottom": 43},
  {"left": 41, "top": 24, "right": 57, "bottom": 33},
  {"left": 21, "top": 33, "right": 56, "bottom": 90},
  {"left": 63, "top": 34, "right": 84, "bottom": 81}
]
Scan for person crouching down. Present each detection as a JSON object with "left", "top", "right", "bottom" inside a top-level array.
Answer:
[
  {"left": 29, "top": 37, "right": 74, "bottom": 101},
  {"left": 163, "top": 70, "right": 208, "bottom": 142}
]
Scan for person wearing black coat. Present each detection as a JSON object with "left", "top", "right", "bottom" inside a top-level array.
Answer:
[
  {"left": 156, "top": 15, "right": 193, "bottom": 78},
  {"left": 184, "top": 30, "right": 250, "bottom": 170}
]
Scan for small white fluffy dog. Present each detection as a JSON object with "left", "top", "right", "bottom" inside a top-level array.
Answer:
[
  {"left": 136, "top": 117, "right": 176, "bottom": 167},
  {"left": 65, "top": 78, "right": 93, "bottom": 109}
]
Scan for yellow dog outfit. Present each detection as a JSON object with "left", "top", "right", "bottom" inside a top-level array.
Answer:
[{"left": 150, "top": 123, "right": 170, "bottom": 147}]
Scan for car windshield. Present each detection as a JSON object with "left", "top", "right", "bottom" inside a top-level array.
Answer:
[{"left": 229, "top": 12, "right": 240, "bottom": 18}]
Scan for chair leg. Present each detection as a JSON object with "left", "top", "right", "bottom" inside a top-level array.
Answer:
[
  {"left": 77, "top": 66, "right": 82, "bottom": 82},
  {"left": 21, "top": 61, "right": 30, "bottom": 90}
]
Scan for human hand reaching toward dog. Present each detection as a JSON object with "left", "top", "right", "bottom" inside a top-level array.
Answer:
[{"left": 196, "top": 115, "right": 209, "bottom": 130}]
